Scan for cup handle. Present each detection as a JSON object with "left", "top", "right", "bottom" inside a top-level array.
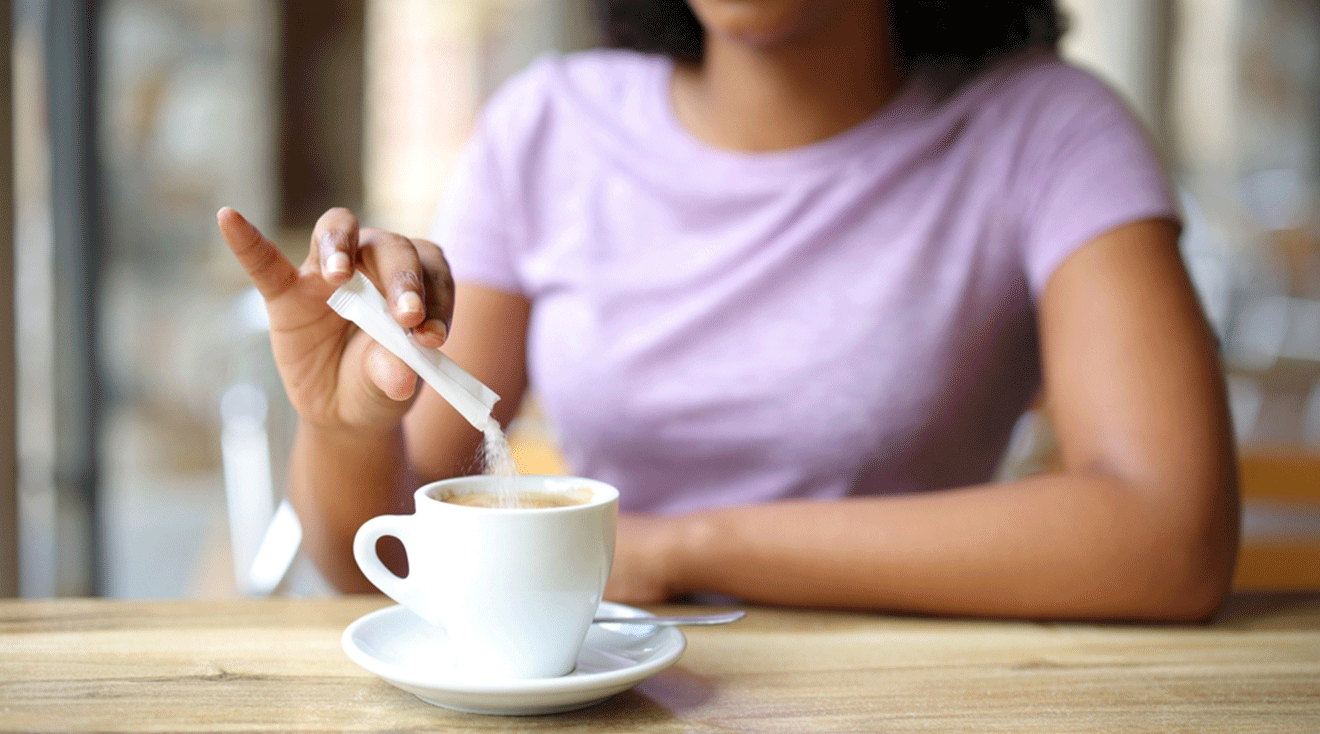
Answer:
[{"left": 353, "top": 514, "right": 437, "bottom": 627}]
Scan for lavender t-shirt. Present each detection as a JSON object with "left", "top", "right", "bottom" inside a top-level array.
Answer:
[{"left": 431, "top": 49, "right": 1177, "bottom": 514}]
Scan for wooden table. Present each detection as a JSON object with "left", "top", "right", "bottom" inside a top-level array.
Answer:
[{"left": 2, "top": 594, "right": 1318, "bottom": 732}]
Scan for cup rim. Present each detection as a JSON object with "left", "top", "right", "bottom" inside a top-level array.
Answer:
[{"left": 415, "top": 475, "right": 618, "bottom": 513}]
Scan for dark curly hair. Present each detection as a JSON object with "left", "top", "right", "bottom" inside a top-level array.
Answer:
[{"left": 598, "top": 0, "right": 1064, "bottom": 71}]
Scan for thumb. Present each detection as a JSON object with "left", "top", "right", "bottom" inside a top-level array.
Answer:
[{"left": 363, "top": 341, "right": 420, "bottom": 403}]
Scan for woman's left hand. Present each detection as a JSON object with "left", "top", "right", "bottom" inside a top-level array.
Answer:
[{"left": 604, "top": 513, "right": 686, "bottom": 605}]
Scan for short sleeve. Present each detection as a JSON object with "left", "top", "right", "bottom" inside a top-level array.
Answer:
[
  {"left": 1016, "top": 67, "right": 1180, "bottom": 299},
  {"left": 428, "top": 125, "right": 523, "bottom": 294}
]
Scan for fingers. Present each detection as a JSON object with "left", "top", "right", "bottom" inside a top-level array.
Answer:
[
  {"left": 311, "top": 207, "right": 360, "bottom": 286},
  {"left": 217, "top": 207, "right": 299, "bottom": 300},
  {"left": 359, "top": 228, "right": 450, "bottom": 340},
  {"left": 412, "top": 238, "right": 455, "bottom": 347},
  {"left": 297, "top": 208, "right": 456, "bottom": 347}
]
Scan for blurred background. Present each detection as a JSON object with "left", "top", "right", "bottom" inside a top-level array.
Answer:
[{"left": 1, "top": 0, "right": 1317, "bottom": 599}]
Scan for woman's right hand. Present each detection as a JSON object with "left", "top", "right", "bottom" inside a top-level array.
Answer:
[{"left": 216, "top": 206, "right": 455, "bottom": 434}]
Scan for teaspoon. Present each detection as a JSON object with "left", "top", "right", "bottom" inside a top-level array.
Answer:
[{"left": 592, "top": 610, "right": 746, "bottom": 626}]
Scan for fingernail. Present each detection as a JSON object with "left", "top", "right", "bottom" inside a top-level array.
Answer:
[
  {"left": 396, "top": 291, "right": 424, "bottom": 316},
  {"left": 326, "top": 252, "right": 351, "bottom": 276},
  {"left": 422, "top": 319, "right": 448, "bottom": 343}
]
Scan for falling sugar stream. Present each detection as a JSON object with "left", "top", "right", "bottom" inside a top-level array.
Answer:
[{"left": 480, "top": 417, "right": 521, "bottom": 506}]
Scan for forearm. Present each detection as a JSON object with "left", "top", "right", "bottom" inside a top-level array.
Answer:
[
  {"left": 288, "top": 421, "right": 416, "bottom": 593},
  {"left": 669, "top": 471, "right": 1237, "bottom": 621}
]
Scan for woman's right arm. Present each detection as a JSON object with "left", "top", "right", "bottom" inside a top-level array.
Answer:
[{"left": 218, "top": 206, "right": 530, "bottom": 592}]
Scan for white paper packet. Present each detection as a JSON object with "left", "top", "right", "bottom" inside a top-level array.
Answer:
[{"left": 327, "top": 272, "right": 499, "bottom": 430}]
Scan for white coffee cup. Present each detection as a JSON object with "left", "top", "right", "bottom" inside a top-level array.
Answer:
[{"left": 353, "top": 475, "right": 618, "bottom": 680}]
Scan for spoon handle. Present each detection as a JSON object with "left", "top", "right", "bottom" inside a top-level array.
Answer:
[{"left": 593, "top": 610, "right": 746, "bottom": 626}]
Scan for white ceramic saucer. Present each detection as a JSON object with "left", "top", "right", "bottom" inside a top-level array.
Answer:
[{"left": 342, "top": 601, "right": 687, "bottom": 715}]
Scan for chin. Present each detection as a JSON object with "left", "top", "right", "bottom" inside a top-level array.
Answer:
[{"left": 687, "top": 0, "right": 864, "bottom": 47}]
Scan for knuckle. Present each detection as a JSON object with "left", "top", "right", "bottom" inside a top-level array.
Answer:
[
  {"left": 425, "top": 240, "right": 450, "bottom": 267},
  {"left": 318, "top": 228, "right": 348, "bottom": 252},
  {"left": 236, "top": 229, "right": 264, "bottom": 257},
  {"left": 413, "top": 237, "right": 442, "bottom": 256},
  {"left": 423, "top": 262, "right": 454, "bottom": 300},
  {"left": 361, "top": 228, "right": 414, "bottom": 254},
  {"left": 380, "top": 231, "right": 414, "bottom": 251},
  {"left": 392, "top": 268, "right": 423, "bottom": 293},
  {"left": 249, "top": 241, "right": 281, "bottom": 274},
  {"left": 358, "top": 226, "right": 383, "bottom": 243},
  {"left": 251, "top": 247, "right": 296, "bottom": 292}
]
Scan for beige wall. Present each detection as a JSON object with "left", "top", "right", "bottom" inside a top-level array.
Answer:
[
  {"left": 1057, "top": 0, "right": 1174, "bottom": 150},
  {"left": 363, "top": 0, "right": 596, "bottom": 235}
]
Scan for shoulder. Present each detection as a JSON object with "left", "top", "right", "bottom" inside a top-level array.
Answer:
[
  {"left": 951, "top": 51, "right": 1147, "bottom": 149},
  {"left": 927, "top": 50, "right": 1164, "bottom": 208},
  {"left": 963, "top": 51, "right": 1131, "bottom": 116},
  {"left": 961, "top": 55, "right": 1178, "bottom": 298}
]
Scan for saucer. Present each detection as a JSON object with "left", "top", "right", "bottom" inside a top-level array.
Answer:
[{"left": 341, "top": 601, "right": 687, "bottom": 715}]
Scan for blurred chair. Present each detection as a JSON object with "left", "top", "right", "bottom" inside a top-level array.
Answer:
[
  {"left": 219, "top": 381, "right": 301, "bottom": 596},
  {"left": 213, "top": 287, "right": 329, "bottom": 597}
]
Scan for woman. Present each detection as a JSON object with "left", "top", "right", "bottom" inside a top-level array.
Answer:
[{"left": 218, "top": 0, "right": 1239, "bottom": 619}]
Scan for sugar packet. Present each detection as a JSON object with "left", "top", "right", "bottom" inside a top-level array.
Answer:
[{"left": 326, "top": 272, "right": 499, "bottom": 430}]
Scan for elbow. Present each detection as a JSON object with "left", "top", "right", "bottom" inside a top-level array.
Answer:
[
  {"left": 1125, "top": 505, "right": 1240, "bottom": 624},
  {"left": 1085, "top": 457, "right": 1241, "bottom": 623},
  {"left": 1090, "top": 543, "right": 1235, "bottom": 623},
  {"left": 1142, "top": 560, "right": 1235, "bottom": 623}
]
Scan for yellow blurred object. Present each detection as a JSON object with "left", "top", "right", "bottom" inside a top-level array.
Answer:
[
  {"left": 1234, "top": 544, "right": 1320, "bottom": 591},
  {"left": 1234, "top": 450, "right": 1320, "bottom": 591},
  {"left": 506, "top": 397, "right": 568, "bottom": 476},
  {"left": 1239, "top": 450, "right": 1320, "bottom": 504},
  {"left": 509, "top": 436, "right": 568, "bottom": 476}
]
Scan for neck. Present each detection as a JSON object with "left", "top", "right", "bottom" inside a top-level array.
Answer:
[{"left": 671, "top": 7, "right": 904, "bottom": 153}]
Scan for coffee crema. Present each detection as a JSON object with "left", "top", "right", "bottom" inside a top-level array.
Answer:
[{"left": 438, "top": 488, "right": 591, "bottom": 509}]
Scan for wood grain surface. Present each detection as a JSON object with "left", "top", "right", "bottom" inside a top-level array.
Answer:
[{"left": 2, "top": 594, "right": 1318, "bottom": 733}]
